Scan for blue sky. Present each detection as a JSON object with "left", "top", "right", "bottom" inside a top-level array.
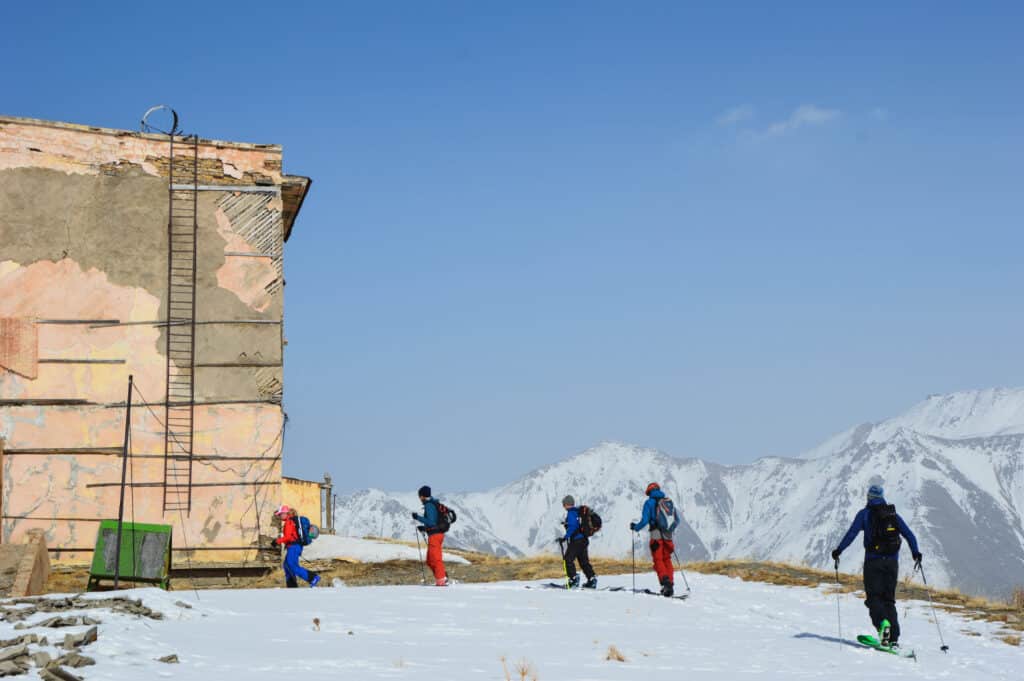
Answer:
[{"left": 4, "top": 2, "right": 1023, "bottom": 492}]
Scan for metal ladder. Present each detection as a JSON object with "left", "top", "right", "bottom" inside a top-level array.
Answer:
[{"left": 163, "top": 134, "right": 198, "bottom": 514}]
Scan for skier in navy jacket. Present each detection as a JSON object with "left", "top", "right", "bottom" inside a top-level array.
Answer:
[
  {"left": 559, "top": 495, "right": 596, "bottom": 588},
  {"left": 831, "top": 484, "right": 922, "bottom": 647},
  {"left": 412, "top": 485, "right": 449, "bottom": 586}
]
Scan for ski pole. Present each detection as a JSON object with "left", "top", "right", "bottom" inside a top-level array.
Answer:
[
  {"left": 672, "top": 549, "right": 692, "bottom": 593},
  {"left": 915, "top": 562, "right": 949, "bottom": 652},
  {"left": 834, "top": 558, "right": 843, "bottom": 651},
  {"left": 558, "top": 538, "right": 570, "bottom": 589},
  {"left": 414, "top": 526, "right": 427, "bottom": 584},
  {"left": 631, "top": 529, "right": 637, "bottom": 596}
]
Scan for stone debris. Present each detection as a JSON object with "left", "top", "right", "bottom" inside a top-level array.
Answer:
[
  {"left": 61, "top": 626, "right": 97, "bottom": 651},
  {"left": 0, "top": 660, "right": 24, "bottom": 677},
  {"left": 50, "top": 653, "right": 94, "bottom": 669},
  {"left": 14, "top": 616, "right": 81, "bottom": 630},
  {"left": 0, "top": 635, "right": 40, "bottom": 649},
  {"left": 156, "top": 654, "right": 179, "bottom": 664},
  {"left": 38, "top": 667, "right": 83, "bottom": 681},
  {"left": 0, "top": 595, "right": 163, "bottom": 677},
  {"left": 174, "top": 600, "right": 193, "bottom": 609},
  {"left": 0, "top": 595, "right": 162, "bottom": 624}
]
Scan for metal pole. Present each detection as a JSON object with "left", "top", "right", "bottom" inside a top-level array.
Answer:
[
  {"left": 672, "top": 549, "right": 692, "bottom": 592},
  {"left": 414, "top": 526, "right": 427, "bottom": 584},
  {"left": 113, "top": 375, "right": 134, "bottom": 590},
  {"left": 916, "top": 562, "right": 950, "bottom": 652},
  {"left": 631, "top": 530, "right": 637, "bottom": 595},
  {"left": 834, "top": 558, "right": 843, "bottom": 652}
]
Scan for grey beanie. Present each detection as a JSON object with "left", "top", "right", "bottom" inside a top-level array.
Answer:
[{"left": 562, "top": 495, "right": 575, "bottom": 507}]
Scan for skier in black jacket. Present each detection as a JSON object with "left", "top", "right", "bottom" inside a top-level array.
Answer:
[{"left": 831, "top": 484, "right": 922, "bottom": 647}]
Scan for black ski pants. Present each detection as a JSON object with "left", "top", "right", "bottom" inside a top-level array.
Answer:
[
  {"left": 863, "top": 557, "right": 900, "bottom": 642},
  {"left": 563, "top": 537, "right": 595, "bottom": 580}
]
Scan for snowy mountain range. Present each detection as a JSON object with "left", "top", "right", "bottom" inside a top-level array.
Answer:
[{"left": 334, "top": 387, "right": 1024, "bottom": 599}]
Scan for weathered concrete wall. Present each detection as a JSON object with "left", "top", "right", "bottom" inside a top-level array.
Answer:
[
  {"left": 281, "top": 477, "right": 323, "bottom": 528},
  {"left": 0, "top": 115, "right": 306, "bottom": 564}
]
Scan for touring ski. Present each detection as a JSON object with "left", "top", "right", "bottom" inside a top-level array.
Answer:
[
  {"left": 633, "top": 588, "right": 689, "bottom": 600},
  {"left": 856, "top": 635, "right": 916, "bottom": 659}
]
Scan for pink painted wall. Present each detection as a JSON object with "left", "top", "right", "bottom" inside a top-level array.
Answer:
[{"left": 0, "top": 116, "right": 304, "bottom": 565}]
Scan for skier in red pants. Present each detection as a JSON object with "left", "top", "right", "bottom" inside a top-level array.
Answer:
[
  {"left": 412, "top": 485, "right": 449, "bottom": 586},
  {"left": 629, "top": 482, "right": 680, "bottom": 597}
]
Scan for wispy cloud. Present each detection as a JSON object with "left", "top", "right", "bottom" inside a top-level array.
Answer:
[
  {"left": 716, "top": 104, "right": 754, "bottom": 126},
  {"left": 764, "top": 104, "right": 841, "bottom": 136}
]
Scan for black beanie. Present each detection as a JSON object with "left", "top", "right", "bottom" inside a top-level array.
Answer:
[{"left": 418, "top": 485, "right": 431, "bottom": 498}]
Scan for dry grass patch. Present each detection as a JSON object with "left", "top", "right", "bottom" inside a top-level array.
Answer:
[
  {"left": 1000, "top": 634, "right": 1020, "bottom": 646},
  {"left": 605, "top": 645, "right": 627, "bottom": 662},
  {"left": 500, "top": 656, "right": 537, "bottom": 681}
]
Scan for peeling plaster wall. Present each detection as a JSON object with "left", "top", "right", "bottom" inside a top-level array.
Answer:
[
  {"left": 281, "top": 477, "right": 324, "bottom": 529},
  {"left": 0, "top": 116, "right": 298, "bottom": 564}
]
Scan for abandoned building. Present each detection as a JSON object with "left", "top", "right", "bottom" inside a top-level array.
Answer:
[{"left": 0, "top": 112, "right": 326, "bottom": 566}]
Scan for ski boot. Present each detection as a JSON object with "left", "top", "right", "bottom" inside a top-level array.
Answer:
[
  {"left": 567, "top": 574, "right": 581, "bottom": 589},
  {"left": 879, "top": 619, "right": 893, "bottom": 648},
  {"left": 660, "top": 577, "right": 674, "bottom": 598},
  {"left": 309, "top": 574, "right": 321, "bottom": 588},
  {"left": 583, "top": 576, "right": 598, "bottom": 589},
  {"left": 285, "top": 576, "right": 298, "bottom": 588},
  {"left": 435, "top": 576, "right": 450, "bottom": 587}
]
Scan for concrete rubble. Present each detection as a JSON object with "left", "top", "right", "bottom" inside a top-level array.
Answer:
[{"left": 0, "top": 595, "right": 164, "bottom": 677}]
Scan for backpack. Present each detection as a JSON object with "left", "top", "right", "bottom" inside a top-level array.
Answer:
[
  {"left": 869, "top": 504, "right": 902, "bottom": 554},
  {"left": 296, "top": 516, "right": 319, "bottom": 546},
  {"left": 578, "top": 506, "right": 602, "bottom": 537},
  {"left": 433, "top": 501, "right": 457, "bottom": 533},
  {"left": 655, "top": 498, "right": 679, "bottom": 533}
]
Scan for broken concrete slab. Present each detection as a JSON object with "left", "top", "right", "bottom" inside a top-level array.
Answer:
[
  {"left": 0, "top": 645, "right": 27, "bottom": 663},
  {"left": 38, "top": 667, "right": 83, "bottom": 681},
  {"left": 31, "top": 651, "right": 52, "bottom": 668},
  {"left": 0, "top": 660, "right": 22, "bottom": 677},
  {"left": 61, "top": 626, "right": 97, "bottom": 651},
  {"left": 51, "top": 653, "right": 94, "bottom": 669}
]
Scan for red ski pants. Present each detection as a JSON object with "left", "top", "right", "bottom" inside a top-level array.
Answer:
[
  {"left": 427, "top": 533, "right": 447, "bottom": 582},
  {"left": 650, "top": 538, "right": 675, "bottom": 584}
]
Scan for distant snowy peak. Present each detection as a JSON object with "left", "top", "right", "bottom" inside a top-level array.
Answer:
[
  {"left": 876, "top": 387, "right": 1024, "bottom": 440},
  {"left": 801, "top": 387, "right": 1024, "bottom": 459}
]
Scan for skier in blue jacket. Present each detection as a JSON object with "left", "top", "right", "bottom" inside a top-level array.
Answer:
[
  {"left": 831, "top": 484, "right": 922, "bottom": 647},
  {"left": 629, "top": 483, "right": 679, "bottom": 596},
  {"left": 559, "top": 495, "right": 596, "bottom": 588}
]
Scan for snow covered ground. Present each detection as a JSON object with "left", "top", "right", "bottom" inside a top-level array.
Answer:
[
  {"left": 4, "top": 573, "right": 1019, "bottom": 680},
  {"left": 302, "top": 534, "right": 470, "bottom": 564}
]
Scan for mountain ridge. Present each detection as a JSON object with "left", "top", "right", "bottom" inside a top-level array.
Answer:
[{"left": 334, "top": 388, "right": 1024, "bottom": 598}]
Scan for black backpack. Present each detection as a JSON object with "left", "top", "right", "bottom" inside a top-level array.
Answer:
[
  {"left": 434, "top": 501, "right": 457, "bottom": 533},
  {"left": 578, "top": 506, "right": 602, "bottom": 537},
  {"left": 869, "top": 504, "right": 902, "bottom": 554}
]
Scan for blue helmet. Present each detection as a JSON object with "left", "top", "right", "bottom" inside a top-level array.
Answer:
[{"left": 867, "top": 484, "right": 885, "bottom": 500}]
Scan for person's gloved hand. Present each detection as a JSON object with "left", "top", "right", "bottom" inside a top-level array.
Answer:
[
  {"left": 913, "top": 552, "right": 923, "bottom": 566},
  {"left": 629, "top": 522, "right": 637, "bottom": 531},
  {"left": 411, "top": 512, "right": 417, "bottom": 520},
  {"left": 650, "top": 540, "right": 659, "bottom": 551},
  {"left": 831, "top": 549, "right": 841, "bottom": 561},
  {"left": 417, "top": 525, "right": 427, "bottom": 533}
]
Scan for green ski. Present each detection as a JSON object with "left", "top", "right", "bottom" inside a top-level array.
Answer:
[{"left": 856, "top": 634, "right": 917, "bottom": 659}]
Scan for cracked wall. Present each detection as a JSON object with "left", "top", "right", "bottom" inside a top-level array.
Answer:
[{"left": 0, "top": 116, "right": 306, "bottom": 564}]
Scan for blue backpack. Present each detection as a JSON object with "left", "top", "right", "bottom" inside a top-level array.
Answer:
[
  {"left": 655, "top": 498, "right": 680, "bottom": 533},
  {"left": 296, "top": 516, "right": 319, "bottom": 546}
]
